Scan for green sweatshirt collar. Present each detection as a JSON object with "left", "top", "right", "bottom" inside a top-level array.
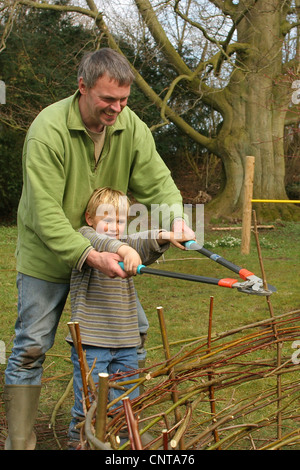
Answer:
[{"left": 67, "top": 90, "right": 127, "bottom": 133}]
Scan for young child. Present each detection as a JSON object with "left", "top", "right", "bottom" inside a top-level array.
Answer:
[{"left": 67, "top": 187, "right": 186, "bottom": 447}]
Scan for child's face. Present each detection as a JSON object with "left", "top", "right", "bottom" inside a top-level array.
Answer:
[{"left": 86, "top": 207, "right": 127, "bottom": 239}]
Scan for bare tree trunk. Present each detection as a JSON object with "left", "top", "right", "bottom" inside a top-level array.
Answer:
[{"left": 205, "top": 0, "right": 298, "bottom": 221}]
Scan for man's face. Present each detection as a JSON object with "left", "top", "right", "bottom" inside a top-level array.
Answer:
[{"left": 78, "top": 73, "right": 131, "bottom": 131}]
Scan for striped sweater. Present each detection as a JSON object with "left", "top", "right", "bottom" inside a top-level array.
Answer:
[{"left": 67, "top": 226, "right": 169, "bottom": 348}]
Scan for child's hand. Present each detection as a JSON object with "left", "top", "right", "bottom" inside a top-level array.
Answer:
[{"left": 117, "top": 245, "right": 142, "bottom": 276}]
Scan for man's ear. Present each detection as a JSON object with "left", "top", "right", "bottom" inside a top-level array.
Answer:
[{"left": 78, "top": 77, "right": 87, "bottom": 95}]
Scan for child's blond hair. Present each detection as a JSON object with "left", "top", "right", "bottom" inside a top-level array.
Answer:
[{"left": 86, "top": 187, "right": 130, "bottom": 218}]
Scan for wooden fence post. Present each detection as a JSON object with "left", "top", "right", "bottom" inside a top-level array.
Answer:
[{"left": 241, "top": 156, "right": 255, "bottom": 255}]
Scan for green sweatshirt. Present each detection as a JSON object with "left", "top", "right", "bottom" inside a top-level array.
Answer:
[{"left": 16, "top": 91, "right": 183, "bottom": 282}]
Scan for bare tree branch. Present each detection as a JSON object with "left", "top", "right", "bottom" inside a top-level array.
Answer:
[
  {"left": 208, "top": 0, "right": 237, "bottom": 16},
  {"left": 134, "top": 0, "right": 191, "bottom": 76},
  {"left": 0, "top": 0, "right": 19, "bottom": 53},
  {"left": 15, "top": 0, "right": 97, "bottom": 19}
]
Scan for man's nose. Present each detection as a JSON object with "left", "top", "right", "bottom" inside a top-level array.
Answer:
[{"left": 110, "top": 100, "right": 122, "bottom": 113}]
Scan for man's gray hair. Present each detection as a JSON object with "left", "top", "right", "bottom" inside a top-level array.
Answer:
[{"left": 77, "top": 48, "right": 135, "bottom": 88}]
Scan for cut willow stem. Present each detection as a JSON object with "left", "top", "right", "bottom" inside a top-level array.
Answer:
[
  {"left": 68, "top": 321, "right": 97, "bottom": 396},
  {"left": 162, "top": 429, "right": 169, "bottom": 450},
  {"left": 206, "top": 296, "right": 221, "bottom": 448},
  {"left": 122, "top": 397, "right": 143, "bottom": 450},
  {"left": 95, "top": 373, "right": 109, "bottom": 443},
  {"left": 170, "top": 405, "right": 192, "bottom": 449},
  {"left": 157, "top": 306, "right": 184, "bottom": 449},
  {"left": 74, "top": 322, "right": 90, "bottom": 411},
  {"left": 252, "top": 210, "right": 282, "bottom": 441}
]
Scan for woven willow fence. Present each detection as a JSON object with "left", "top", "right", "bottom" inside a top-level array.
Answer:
[
  {"left": 63, "top": 306, "right": 300, "bottom": 451},
  {"left": 50, "top": 216, "right": 300, "bottom": 450}
]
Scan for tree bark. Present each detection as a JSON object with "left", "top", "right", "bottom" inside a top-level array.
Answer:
[
  {"left": 201, "top": 0, "right": 300, "bottom": 221},
  {"left": 132, "top": 0, "right": 300, "bottom": 221}
]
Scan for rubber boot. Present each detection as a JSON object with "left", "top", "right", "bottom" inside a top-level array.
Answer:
[{"left": 4, "top": 384, "right": 41, "bottom": 450}]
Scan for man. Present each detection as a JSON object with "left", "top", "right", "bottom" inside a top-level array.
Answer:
[{"left": 4, "top": 48, "right": 194, "bottom": 450}]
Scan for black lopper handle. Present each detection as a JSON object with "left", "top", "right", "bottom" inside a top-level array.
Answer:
[{"left": 183, "top": 241, "right": 254, "bottom": 280}]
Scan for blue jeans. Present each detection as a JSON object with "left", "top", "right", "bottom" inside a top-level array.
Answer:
[
  {"left": 5, "top": 273, "right": 148, "bottom": 385},
  {"left": 5, "top": 273, "right": 70, "bottom": 385},
  {"left": 70, "top": 345, "right": 139, "bottom": 421}
]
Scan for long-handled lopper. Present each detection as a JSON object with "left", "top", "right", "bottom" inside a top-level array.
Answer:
[
  {"left": 182, "top": 240, "right": 276, "bottom": 296},
  {"left": 118, "top": 241, "right": 276, "bottom": 296}
]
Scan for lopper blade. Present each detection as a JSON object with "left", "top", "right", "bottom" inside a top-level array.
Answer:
[{"left": 232, "top": 280, "right": 277, "bottom": 296}]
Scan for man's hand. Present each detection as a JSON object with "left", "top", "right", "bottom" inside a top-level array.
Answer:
[
  {"left": 157, "top": 231, "right": 188, "bottom": 250},
  {"left": 171, "top": 219, "right": 196, "bottom": 244},
  {"left": 85, "top": 250, "right": 128, "bottom": 278}
]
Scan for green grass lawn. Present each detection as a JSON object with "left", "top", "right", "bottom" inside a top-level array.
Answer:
[{"left": 0, "top": 222, "right": 299, "bottom": 450}]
